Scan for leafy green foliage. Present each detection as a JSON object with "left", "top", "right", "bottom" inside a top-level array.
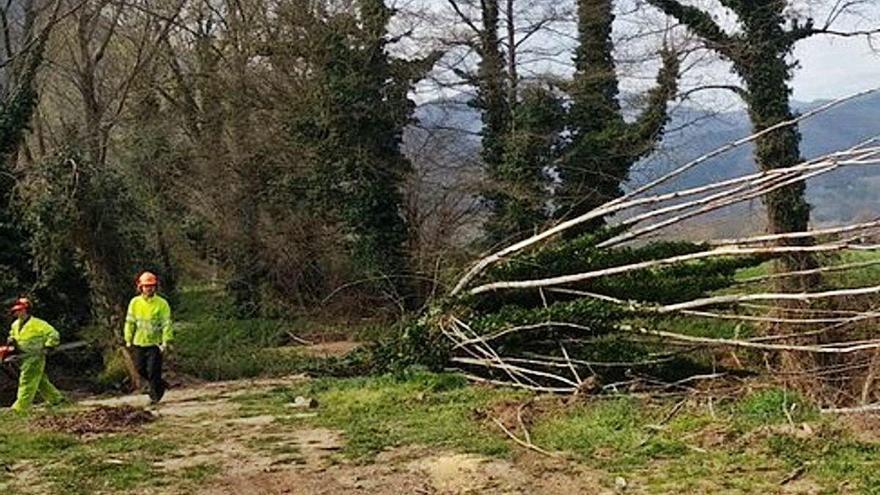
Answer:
[
  {"left": 475, "top": 233, "right": 759, "bottom": 310},
  {"left": 284, "top": 0, "right": 438, "bottom": 308},
  {"left": 22, "top": 148, "right": 159, "bottom": 335},
  {"left": 471, "top": 297, "right": 624, "bottom": 338},
  {"left": 483, "top": 85, "right": 564, "bottom": 244},
  {"left": 359, "top": 318, "right": 452, "bottom": 374},
  {"left": 434, "top": 230, "right": 761, "bottom": 382},
  {"left": 0, "top": 31, "right": 50, "bottom": 318}
]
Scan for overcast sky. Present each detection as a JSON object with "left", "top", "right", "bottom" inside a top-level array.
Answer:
[
  {"left": 793, "top": 34, "right": 880, "bottom": 101},
  {"left": 408, "top": 0, "right": 880, "bottom": 105}
]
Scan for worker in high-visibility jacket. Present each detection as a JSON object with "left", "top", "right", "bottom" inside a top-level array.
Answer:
[
  {"left": 124, "top": 271, "right": 173, "bottom": 404},
  {"left": 7, "top": 298, "right": 65, "bottom": 412}
]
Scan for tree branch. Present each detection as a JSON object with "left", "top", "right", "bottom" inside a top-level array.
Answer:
[
  {"left": 626, "top": 46, "right": 680, "bottom": 157},
  {"left": 646, "top": 0, "right": 735, "bottom": 57},
  {"left": 446, "top": 0, "right": 481, "bottom": 35}
]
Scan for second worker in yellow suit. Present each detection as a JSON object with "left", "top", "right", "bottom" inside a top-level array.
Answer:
[{"left": 124, "top": 271, "right": 173, "bottom": 404}]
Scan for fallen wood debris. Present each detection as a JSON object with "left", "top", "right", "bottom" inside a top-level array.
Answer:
[{"left": 435, "top": 87, "right": 880, "bottom": 405}]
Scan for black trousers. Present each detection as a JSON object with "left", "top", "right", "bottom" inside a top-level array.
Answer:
[{"left": 133, "top": 345, "right": 165, "bottom": 402}]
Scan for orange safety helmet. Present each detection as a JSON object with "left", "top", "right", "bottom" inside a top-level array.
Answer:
[
  {"left": 9, "top": 297, "right": 31, "bottom": 313},
  {"left": 137, "top": 271, "right": 159, "bottom": 288}
]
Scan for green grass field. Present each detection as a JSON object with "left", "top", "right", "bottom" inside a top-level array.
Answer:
[{"left": 4, "top": 372, "right": 880, "bottom": 494}]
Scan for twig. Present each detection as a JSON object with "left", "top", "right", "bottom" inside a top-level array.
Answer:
[
  {"left": 629, "top": 326, "right": 880, "bottom": 354},
  {"left": 492, "top": 418, "right": 558, "bottom": 457},
  {"left": 862, "top": 347, "right": 880, "bottom": 405},
  {"left": 560, "top": 343, "right": 582, "bottom": 389},
  {"left": 452, "top": 357, "right": 581, "bottom": 387},
  {"left": 712, "top": 218, "right": 880, "bottom": 247},
  {"left": 659, "top": 285, "right": 880, "bottom": 313},
  {"left": 453, "top": 321, "right": 595, "bottom": 348},
  {"left": 821, "top": 403, "right": 880, "bottom": 414},
  {"left": 780, "top": 465, "right": 807, "bottom": 485},
  {"left": 285, "top": 331, "right": 314, "bottom": 346},
  {"left": 461, "top": 373, "right": 575, "bottom": 393},
  {"left": 516, "top": 399, "right": 533, "bottom": 444}
]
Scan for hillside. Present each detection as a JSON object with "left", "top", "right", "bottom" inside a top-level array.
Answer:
[
  {"left": 410, "top": 93, "right": 880, "bottom": 233},
  {"left": 637, "top": 93, "right": 880, "bottom": 225}
]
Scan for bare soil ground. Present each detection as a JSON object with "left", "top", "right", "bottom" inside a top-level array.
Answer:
[{"left": 77, "top": 376, "right": 615, "bottom": 495}]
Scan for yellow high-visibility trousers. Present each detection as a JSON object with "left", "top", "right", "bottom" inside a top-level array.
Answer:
[{"left": 11, "top": 354, "right": 64, "bottom": 412}]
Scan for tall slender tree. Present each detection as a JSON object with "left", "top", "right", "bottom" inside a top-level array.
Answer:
[
  {"left": 288, "top": 0, "right": 439, "bottom": 308},
  {"left": 483, "top": 84, "right": 563, "bottom": 244},
  {"left": 556, "top": 0, "right": 679, "bottom": 230},
  {"left": 446, "top": 0, "right": 569, "bottom": 244},
  {"left": 0, "top": 0, "right": 58, "bottom": 304},
  {"left": 647, "top": 0, "right": 813, "bottom": 287}
]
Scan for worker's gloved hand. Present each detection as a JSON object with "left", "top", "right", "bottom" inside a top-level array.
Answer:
[{"left": 159, "top": 343, "right": 169, "bottom": 354}]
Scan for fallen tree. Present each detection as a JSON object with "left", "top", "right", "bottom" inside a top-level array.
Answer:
[{"left": 417, "top": 87, "right": 880, "bottom": 405}]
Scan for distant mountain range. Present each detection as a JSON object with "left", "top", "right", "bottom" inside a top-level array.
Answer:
[
  {"left": 408, "top": 92, "right": 880, "bottom": 235},
  {"left": 635, "top": 93, "right": 880, "bottom": 226}
]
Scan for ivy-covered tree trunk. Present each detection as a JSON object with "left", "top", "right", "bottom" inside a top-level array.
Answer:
[
  {"left": 647, "top": 0, "right": 829, "bottom": 391},
  {"left": 736, "top": 14, "right": 815, "bottom": 292},
  {"left": 473, "top": 0, "right": 523, "bottom": 245},
  {"left": 287, "top": 0, "right": 438, "bottom": 310},
  {"left": 483, "top": 85, "right": 563, "bottom": 245},
  {"left": 481, "top": 0, "right": 677, "bottom": 244},
  {"left": 646, "top": 0, "right": 816, "bottom": 290},
  {"left": 475, "top": 0, "right": 510, "bottom": 173},
  {"left": 557, "top": 0, "right": 678, "bottom": 234}
]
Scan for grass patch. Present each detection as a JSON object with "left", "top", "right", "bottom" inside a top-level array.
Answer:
[
  {"left": 177, "top": 462, "right": 223, "bottom": 483},
  {"left": 246, "top": 434, "right": 304, "bottom": 460},
  {"left": 234, "top": 371, "right": 524, "bottom": 460},
  {"left": 0, "top": 410, "right": 181, "bottom": 494},
  {"left": 171, "top": 286, "right": 295, "bottom": 380},
  {"left": 526, "top": 387, "right": 880, "bottom": 493},
  {"left": 732, "top": 388, "right": 818, "bottom": 430},
  {"left": 651, "top": 315, "right": 753, "bottom": 340},
  {"left": 173, "top": 318, "right": 302, "bottom": 380},
  {"left": 172, "top": 286, "right": 356, "bottom": 380},
  {"left": 47, "top": 452, "right": 156, "bottom": 494},
  {"left": 765, "top": 431, "right": 880, "bottom": 493},
  {"left": 733, "top": 250, "right": 880, "bottom": 290},
  {"left": 531, "top": 398, "right": 695, "bottom": 471},
  {"left": 823, "top": 250, "right": 880, "bottom": 288}
]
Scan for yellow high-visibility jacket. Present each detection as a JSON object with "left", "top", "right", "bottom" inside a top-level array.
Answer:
[
  {"left": 124, "top": 295, "right": 173, "bottom": 347},
  {"left": 9, "top": 317, "right": 60, "bottom": 354}
]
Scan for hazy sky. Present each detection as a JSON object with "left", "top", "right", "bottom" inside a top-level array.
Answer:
[
  {"left": 409, "top": 0, "right": 880, "bottom": 105},
  {"left": 793, "top": 35, "right": 880, "bottom": 101}
]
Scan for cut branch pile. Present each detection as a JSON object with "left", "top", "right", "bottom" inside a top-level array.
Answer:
[
  {"left": 438, "top": 89, "right": 880, "bottom": 403},
  {"left": 33, "top": 406, "right": 155, "bottom": 435}
]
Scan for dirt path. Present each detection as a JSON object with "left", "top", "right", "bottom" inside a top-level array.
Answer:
[{"left": 78, "top": 377, "right": 614, "bottom": 495}]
